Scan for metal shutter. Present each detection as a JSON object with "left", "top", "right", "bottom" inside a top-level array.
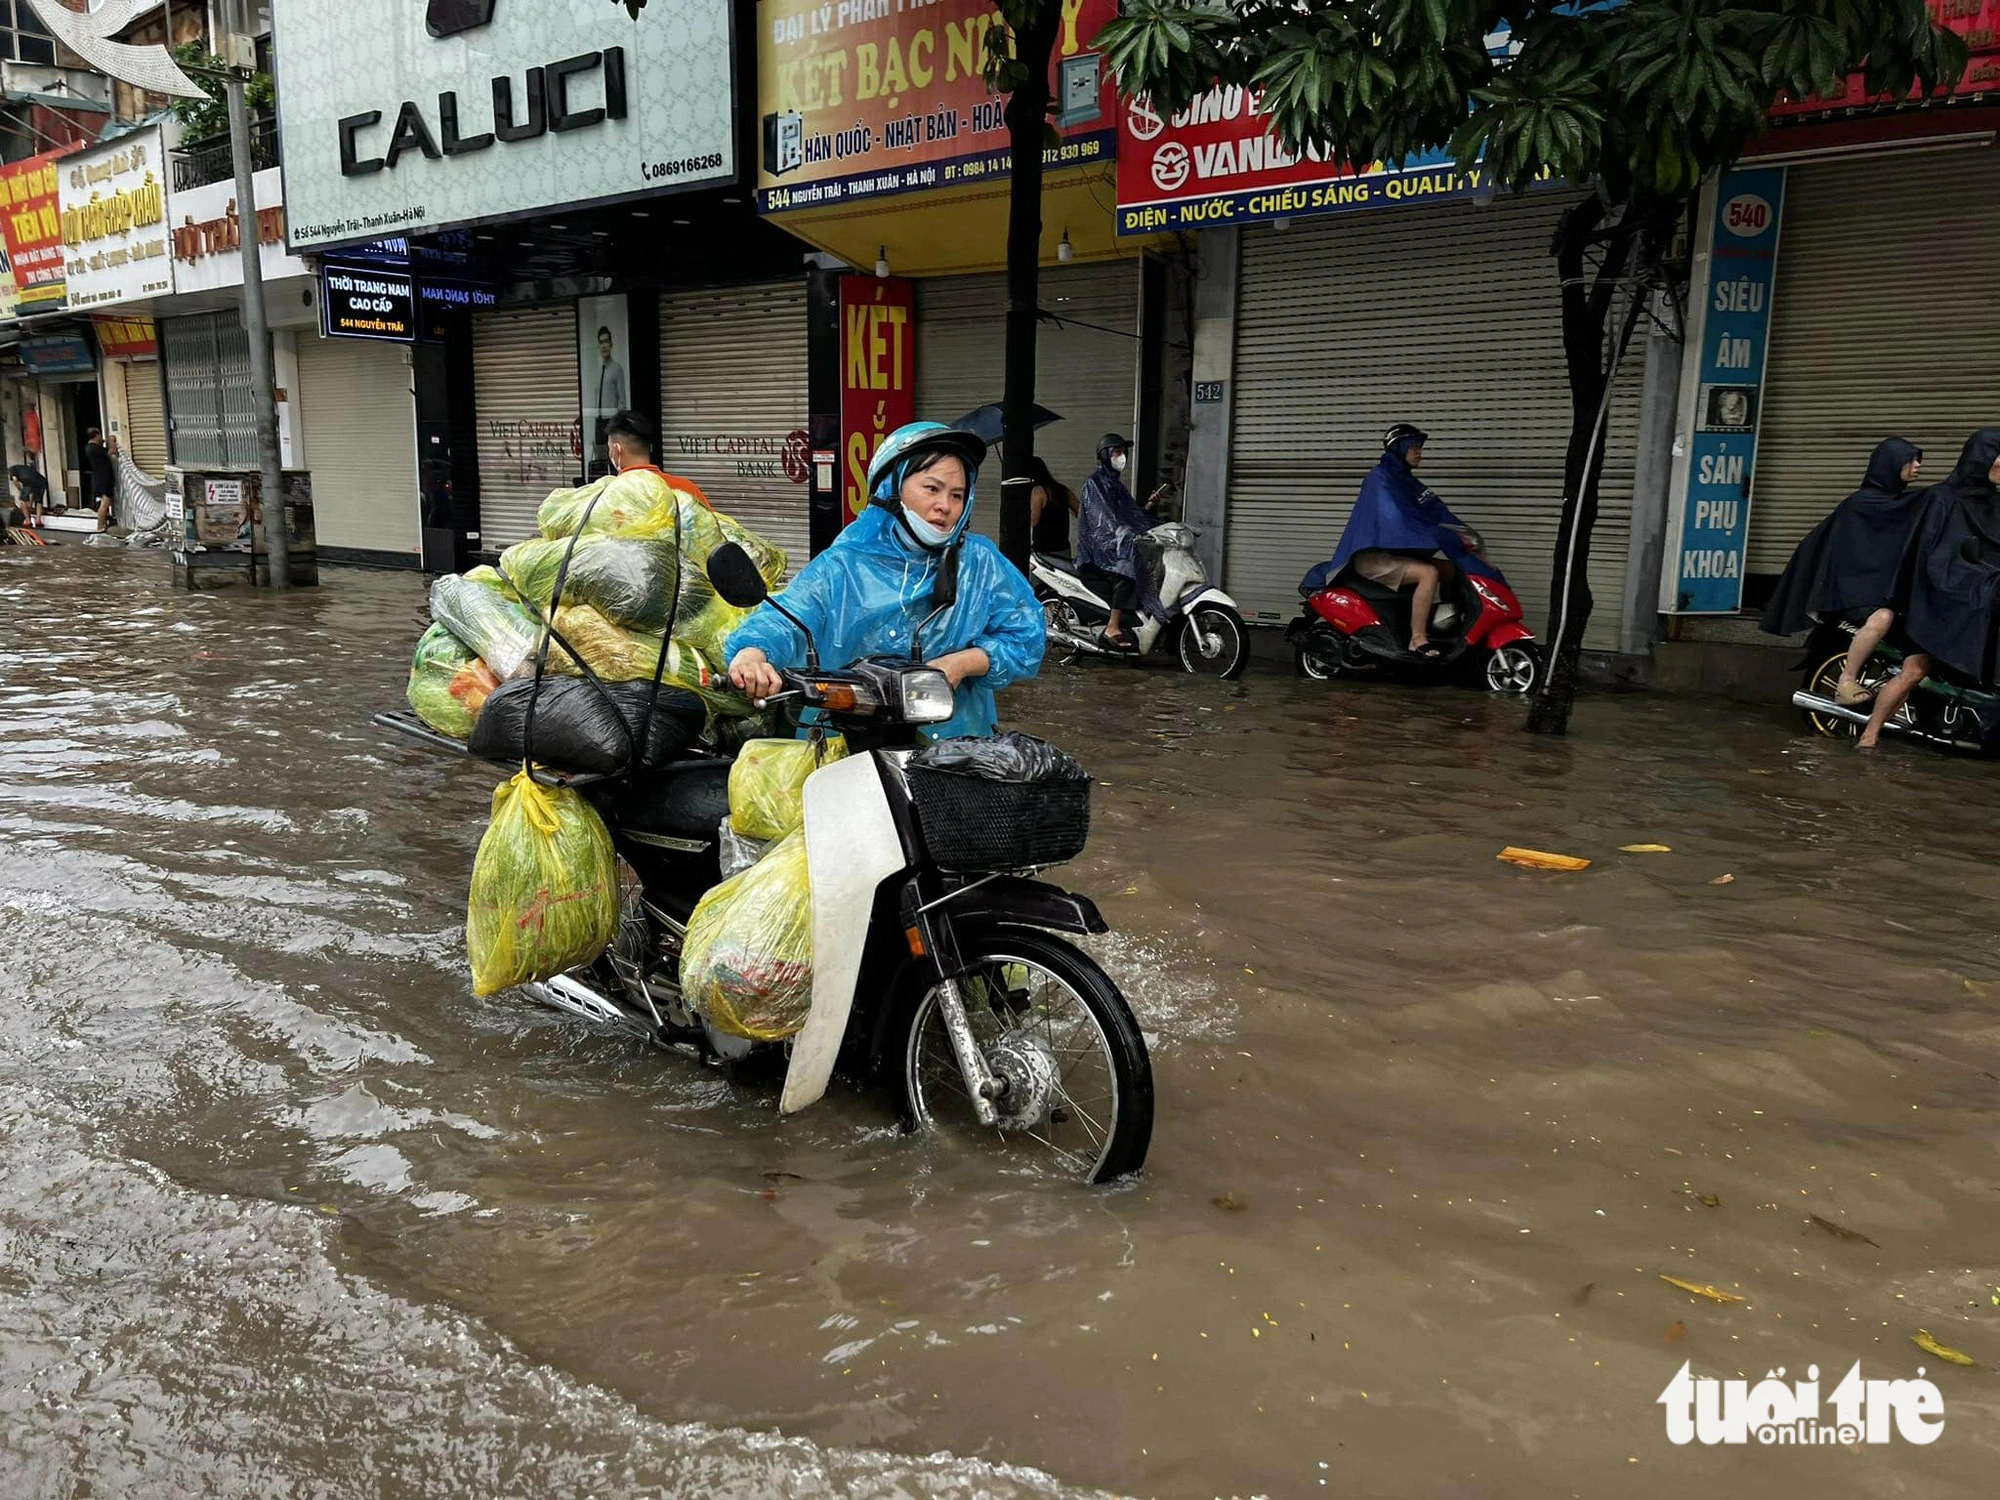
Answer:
[
  {"left": 1226, "top": 195, "right": 1645, "bottom": 647},
  {"left": 659, "top": 280, "right": 809, "bottom": 571},
  {"left": 915, "top": 262, "right": 1140, "bottom": 545},
  {"left": 295, "top": 334, "right": 420, "bottom": 557},
  {"left": 474, "top": 302, "right": 581, "bottom": 548},
  {"left": 162, "top": 311, "right": 255, "bottom": 470},
  {"left": 122, "top": 359, "right": 169, "bottom": 478},
  {"left": 1750, "top": 147, "right": 2000, "bottom": 575}
]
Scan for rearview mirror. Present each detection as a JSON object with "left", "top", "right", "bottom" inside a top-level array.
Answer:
[{"left": 707, "top": 543, "right": 769, "bottom": 608}]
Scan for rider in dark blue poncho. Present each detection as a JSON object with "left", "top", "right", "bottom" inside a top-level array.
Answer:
[{"left": 1301, "top": 424, "right": 1493, "bottom": 655}]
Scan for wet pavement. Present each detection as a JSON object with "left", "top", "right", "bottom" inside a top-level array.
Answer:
[{"left": 3, "top": 545, "right": 1999, "bottom": 1498}]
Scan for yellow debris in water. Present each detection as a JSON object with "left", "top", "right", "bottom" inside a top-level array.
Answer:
[{"left": 1497, "top": 847, "right": 1592, "bottom": 872}]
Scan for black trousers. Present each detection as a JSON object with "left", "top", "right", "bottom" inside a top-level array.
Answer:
[{"left": 1079, "top": 564, "right": 1139, "bottom": 612}]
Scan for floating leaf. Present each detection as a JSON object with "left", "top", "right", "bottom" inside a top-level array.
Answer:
[
  {"left": 1710, "top": 873, "right": 1736, "bottom": 885},
  {"left": 1664, "top": 1319, "right": 1687, "bottom": 1344},
  {"left": 1807, "top": 1213, "right": 1878, "bottom": 1248},
  {"left": 1913, "top": 1330, "right": 1977, "bottom": 1367},
  {"left": 1498, "top": 847, "right": 1592, "bottom": 872},
  {"left": 1699, "top": 1194, "right": 1721, "bottom": 1209},
  {"left": 1622, "top": 843, "right": 1672, "bottom": 853},
  {"left": 1660, "top": 1274, "right": 1746, "bottom": 1304}
]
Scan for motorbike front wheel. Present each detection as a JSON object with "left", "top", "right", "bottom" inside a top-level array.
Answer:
[
  {"left": 1483, "top": 643, "right": 1543, "bottom": 695},
  {"left": 1178, "top": 606, "right": 1249, "bottom": 679},
  {"left": 894, "top": 931, "right": 1154, "bottom": 1184}
]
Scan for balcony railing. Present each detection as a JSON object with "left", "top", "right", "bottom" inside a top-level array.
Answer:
[{"left": 171, "top": 117, "right": 280, "bottom": 193}]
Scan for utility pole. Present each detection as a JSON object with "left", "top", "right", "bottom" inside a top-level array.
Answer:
[{"left": 224, "top": 45, "right": 288, "bottom": 591}]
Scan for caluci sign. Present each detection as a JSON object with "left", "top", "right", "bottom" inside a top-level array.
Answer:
[{"left": 272, "top": 0, "right": 736, "bottom": 253}]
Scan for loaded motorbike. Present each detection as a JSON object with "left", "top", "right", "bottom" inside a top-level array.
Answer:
[
  {"left": 1031, "top": 522, "right": 1249, "bottom": 679},
  {"left": 1284, "top": 547, "right": 1543, "bottom": 694},
  {"left": 378, "top": 544, "right": 1154, "bottom": 1184},
  {"left": 1791, "top": 618, "right": 2000, "bottom": 753}
]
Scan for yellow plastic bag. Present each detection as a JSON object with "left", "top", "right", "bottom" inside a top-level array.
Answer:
[
  {"left": 680, "top": 830, "right": 813, "bottom": 1040},
  {"left": 466, "top": 771, "right": 620, "bottom": 997},
  {"left": 729, "top": 735, "right": 849, "bottom": 840}
]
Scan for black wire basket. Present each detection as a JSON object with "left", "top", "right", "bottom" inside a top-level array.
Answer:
[{"left": 905, "top": 766, "right": 1092, "bottom": 873}]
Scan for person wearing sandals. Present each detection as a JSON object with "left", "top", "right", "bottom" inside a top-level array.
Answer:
[
  {"left": 1076, "top": 434, "right": 1157, "bottom": 653},
  {"left": 1760, "top": 437, "right": 1925, "bottom": 709},
  {"left": 1306, "top": 423, "right": 1482, "bottom": 659}
]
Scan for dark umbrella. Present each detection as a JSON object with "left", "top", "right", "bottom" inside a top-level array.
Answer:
[{"left": 953, "top": 402, "right": 1062, "bottom": 445}]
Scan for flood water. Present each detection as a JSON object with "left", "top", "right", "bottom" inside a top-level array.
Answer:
[{"left": 3, "top": 545, "right": 1998, "bottom": 1498}]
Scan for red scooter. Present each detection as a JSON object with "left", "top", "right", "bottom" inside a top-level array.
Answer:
[{"left": 1285, "top": 558, "right": 1543, "bottom": 694}]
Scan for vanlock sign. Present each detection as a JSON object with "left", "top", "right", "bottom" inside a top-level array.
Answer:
[{"left": 273, "top": 0, "right": 735, "bottom": 252}]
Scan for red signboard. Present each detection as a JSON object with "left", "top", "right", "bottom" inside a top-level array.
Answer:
[
  {"left": 1771, "top": 0, "right": 2000, "bottom": 116},
  {"left": 0, "top": 149, "right": 69, "bottom": 309},
  {"left": 839, "top": 275, "right": 916, "bottom": 525},
  {"left": 94, "top": 314, "right": 158, "bottom": 359},
  {"left": 757, "top": 0, "right": 1119, "bottom": 215}
]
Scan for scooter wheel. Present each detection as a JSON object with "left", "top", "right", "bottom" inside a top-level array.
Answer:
[
  {"left": 1483, "top": 643, "right": 1542, "bottom": 695},
  {"left": 1294, "top": 636, "right": 1346, "bottom": 680},
  {"left": 1180, "top": 606, "right": 1248, "bottom": 679}
]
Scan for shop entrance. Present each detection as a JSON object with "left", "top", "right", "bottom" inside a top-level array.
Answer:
[{"left": 65, "top": 382, "right": 103, "bottom": 506}]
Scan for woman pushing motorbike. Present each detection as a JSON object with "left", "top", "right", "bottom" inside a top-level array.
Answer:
[{"left": 725, "top": 422, "right": 1046, "bottom": 737}]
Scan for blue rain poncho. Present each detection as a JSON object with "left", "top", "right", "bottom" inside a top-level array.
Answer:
[
  {"left": 723, "top": 504, "right": 1046, "bottom": 741},
  {"left": 1077, "top": 455, "right": 1154, "bottom": 581},
  {"left": 1302, "top": 444, "right": 1497, "bottom": 592}
]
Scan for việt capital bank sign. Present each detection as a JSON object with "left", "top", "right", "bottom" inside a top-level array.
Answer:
[{"left": 272, "top": 0, "right": 735, "bottom": 252}]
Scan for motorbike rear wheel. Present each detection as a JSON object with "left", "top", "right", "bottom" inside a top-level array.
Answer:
[
  {"left": 894, "top": 931, "right": 1153, "bottom": 1184},
  {"left": 1179, "top": 605, "right": 1248, "bottom": 679}
]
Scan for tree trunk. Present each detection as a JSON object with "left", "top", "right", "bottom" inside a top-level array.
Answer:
[
  {"left": 1524, "top": 203, "right": 1650, "bottom": 736},
  {"left": 998, "top": 10, "right": 1057, "bottom": 574}
]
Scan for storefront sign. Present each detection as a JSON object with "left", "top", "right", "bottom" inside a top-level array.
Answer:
[
  {"left": 20, "top": 332, "right": 97, "bottom": 375},
  {"left": 94, "top": 314, "right": 157, "bottom": 359},
  {"left": 1664, "top": 166, "right": 1787, "bottom": 614},
  {"left": 271, "top": 0, "right": 734, "bottom": 250},
  {"left": 1771, "top": 0, "right": 2000, "bottom": 117},
  {"left": 171, "top": 166, "right": 309, "bottom": 295},
  {"left": 1116, "top": 86, "right": 1540, "bottom": 235},
  {"left": 0, "top": 244, "right": 18, "bottom": 321},
  {"left": 839, "top": 275, "right": 915, "bottom": 523},
  {"left": 755, "top": 0, "right": 1117, "bottom": 214},
  {"left": 321, "top": 263, "right": 416, "bottom": 341},
  {"left": 59, "top": 126, "right": 171, "bottom": 310},
  {"left": 0, "top": 149, "right": 68, "bottom": 309}
]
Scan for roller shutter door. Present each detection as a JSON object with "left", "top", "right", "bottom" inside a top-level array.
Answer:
[
  {"left": 162, "top": 311, "right": 255, "bottom": 470},
  {"left": 295, "top": 335, "right": 420, "bottom": 558},
  {"left": 122, "top": 359, "right": 169, "bottom": 477},
  {"left": 1749, "top": 147, "right": 2000, "bottom": 576},
  {"left": 1226, "top": 195, "right": 1644, "bottom": 647},
  {"left": 916, "top": 262, "right": 1139, "bottom": 545},
  {"left": 474, "top": 303, "right": 581, "bottom": 548},
  {"left": 659, "top": 281, "right": 809, "bottom": 572}
]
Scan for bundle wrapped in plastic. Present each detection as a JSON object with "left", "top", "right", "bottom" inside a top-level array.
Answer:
[
  {"left": 538, "top": 609, "right": 752, "bottom": 717},
  {"left": 407, "top": 623, "right": 500, "bottom": 739},
  {"left": 431, "top": 571, "right": 541, "bottom": 680},
  {"left": 466, "top": 770, "right": 620, "bottom": 997},
  {"left": 728, "top": 734, "right": 848, "bottom": 841},
  {"left": 537, "top": 468, "right": 673, "bottom": 539},
  {"left": 470, "top": 677, "right": 706, "bottom": 773},
  {"left": 679, "top": 830, "right": 813, "bottom": 1041},
  {"left": 498, "top": 534, "right": 680, "bottom": 631}
]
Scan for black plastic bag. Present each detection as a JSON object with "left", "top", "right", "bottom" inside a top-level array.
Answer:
[
  {"left": 908, "top": 732, "right": 1087, "bottom": 784},
  {"left": 470, "top": 677, "right": 707, "bottom": 774}
]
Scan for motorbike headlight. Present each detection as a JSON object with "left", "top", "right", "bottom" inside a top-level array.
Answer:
[
  {"left": 897, "top": 667, "right": 956, "bottom": 724},
  {"left": 1470, "top": 577, "right": 1508, "bottom": 606}
]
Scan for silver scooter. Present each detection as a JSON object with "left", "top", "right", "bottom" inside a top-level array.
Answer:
[{"left": 1031, "top": 522, "right": 1249, "bottom": 678}]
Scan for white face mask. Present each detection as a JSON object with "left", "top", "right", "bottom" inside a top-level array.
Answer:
[
  {"left": 900, "top": 505, "right": 954, "bottom": 548},
  {"left": 1110, "top": 452, "right": 1128, "bottom": 474}
]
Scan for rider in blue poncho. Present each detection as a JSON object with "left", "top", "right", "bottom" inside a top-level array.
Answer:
[
  {"left": 1077, "top": 433, "right": 1157, "bottom": 652},
  {"left": 1301, "top": 423, "right": 1494, "bottom": 656},
  {"left": 724, "top": 422, "right": 1046, "bottom": 740}
]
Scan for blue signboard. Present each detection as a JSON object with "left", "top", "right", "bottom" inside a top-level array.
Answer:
[
  {"left": 1669, "top": 166, "right": 1786, "bottom": 613},
  {"left": 19, "top": 332, "right": 96, "bottom": 375}
]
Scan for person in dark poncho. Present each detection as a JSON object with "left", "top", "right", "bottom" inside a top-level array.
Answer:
[
  {"left": 1300, "top": 423, "right": 1494, "bottom": 656},
  {"left": 1759, "top": 437, "right": 1924, "bottom": 706},
  {"left": 1860, "top": 427, "right": 2000, "bottom": 749}
]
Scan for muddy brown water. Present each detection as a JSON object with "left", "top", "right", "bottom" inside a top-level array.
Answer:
[{"left": 3, "top": 546, "right": 1998, "bottom": 1498}]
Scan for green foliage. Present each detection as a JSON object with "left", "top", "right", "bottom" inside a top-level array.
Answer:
[
  {"left": 1099, "top": 0, "right": 1970, "bottom": 206},
  {"left": 167, "top": 41, "right": 275, "bottom": 140}
]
